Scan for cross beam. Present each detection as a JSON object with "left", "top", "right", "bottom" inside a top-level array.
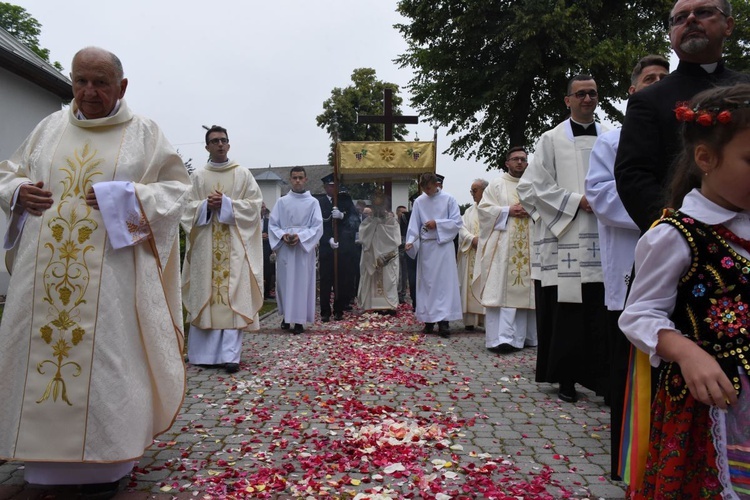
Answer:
[{"left": 357, "top": 88, "right": 418, "bottom": 141}]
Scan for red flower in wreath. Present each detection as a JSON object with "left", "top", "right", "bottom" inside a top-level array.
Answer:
[
  {"left": 717, "top": 110, "right": 732, "bottom": 124},
  {"left": 675, "top": 104, "right": 695, "bottom": 122},
  {"left": 696, "top": 111, "right": 714, "bottom": 126}
]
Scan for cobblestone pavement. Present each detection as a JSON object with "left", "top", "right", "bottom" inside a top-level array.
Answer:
[{"left": 0, "top": 305, "right": 626, "bottom": 499}]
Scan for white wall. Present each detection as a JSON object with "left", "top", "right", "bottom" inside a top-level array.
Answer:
[
  {"left": 0, "top": 67, "right": 66, "bottom": 294},
  {"left": 257, "top": 181, "right": 281, "bottom": 211}
]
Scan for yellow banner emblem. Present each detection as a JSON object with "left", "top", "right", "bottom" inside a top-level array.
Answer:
[{"left": 337, "top": 141, "right": 436, "bottom": 177}]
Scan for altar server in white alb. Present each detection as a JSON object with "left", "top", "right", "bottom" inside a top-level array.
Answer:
[
  {"left": 473, "top": 147, "right": 537, "bottom": 354},
  {"left": 458, "top": 178, "right": 487, "bottom": 330},
  {"left": 357, "top": 192, "right": 401, "bottom": 313},
  {"left": 268, "top": 166, "right": 323, "bottom": 334},
  {"left": 517, "top": 74, "right": 608, "bottom": 404},
  {"left": 182, "top": 125, "right": 264, "bottom": 374},
  {"left": 0, "top": 47, "right": 190, "bottom": 495},
  {"left": 405, "top": 172, "right": 463, "bottom": 338}
]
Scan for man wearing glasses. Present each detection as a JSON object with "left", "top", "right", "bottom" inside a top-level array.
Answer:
[
  {"left": 517, "top": 74, "right": 609, "bottom": 404},
  {"left": 182, "top": 125, "right": 265, "bottom": 374},
  {"left": 473, "top": 147, "right": 537, "bottom": 355},
  {"left": 615, "top": 0, "right": 749, "bottom": 233}
]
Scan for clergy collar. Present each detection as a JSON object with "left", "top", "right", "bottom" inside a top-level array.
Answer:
[
  {"left": 675, "top": 59, "right": 725, "bottom": 77},
  {"left": 75, "top": 99, "right": 122, "bottom": 120},
  {"left": 209, "top": 159, "right": 231, "bottom": 168},
  {"left": 569, "top": 119, "right": 597, "bottom": 137}
]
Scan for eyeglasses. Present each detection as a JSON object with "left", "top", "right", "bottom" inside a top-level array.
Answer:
[
  {"left": 669, "top": 5, "right": 727, "bottom": 27},
  {"left": 566, "top": 90, "right": 598, "bottom": 100},
  {"left": 208, "top": 138, "right": 229, "bottom": 145},
  {"left": 508, "top": 156, "right": 528, "bottom": 163}
]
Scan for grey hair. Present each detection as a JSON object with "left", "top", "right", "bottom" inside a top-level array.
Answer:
[
  {"left": 473, "top": 178, "right": 489, "bottom": 189},
  {"left": 73, "top": 47, "right": 125, "bottom": 80}
]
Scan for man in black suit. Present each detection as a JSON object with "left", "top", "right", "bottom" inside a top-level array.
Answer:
[
  {"left": 615, "top": 0, "right": 749, "bottom": 232},
  {"left": 316, "top": 173, "right": 360, "bottom": 321}
]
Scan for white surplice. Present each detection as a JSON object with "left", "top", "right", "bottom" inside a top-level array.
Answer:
[
  {"left": 457, "top": 204, "right": 485, "bottom": 327},
  {"left": 358, "top": 213, "right": 401, "bottom": 311},
  {"left": 269, "top": 190, "right": 323, "bottom": 326},
  {"left": 182, "top": 161, "right": 264, "bottom": 364},
  {"left": 473, "top": 172, "right": 536, "bottom": 348},
  {"left": 584, "top": 128, "right": 640, "bottom": 311},
  {"left": 0, "top": 101, "right": 190, "bottom": 481},
  {"left": 405, "top": 189, "right": 463, "bottom": 323},
  {"left": 517, "top": 119, "right": 605, "bottom": 303}
]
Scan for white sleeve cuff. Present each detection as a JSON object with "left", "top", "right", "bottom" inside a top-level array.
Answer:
[
  {"left": 93, "top": 181, "right": 151, "bottom": 249},
  {"left": 495, "top": 207, "right": 510, "bottom": 230},
  {"left": 216, "top": 194, "right": 236, "bottom": 225}
]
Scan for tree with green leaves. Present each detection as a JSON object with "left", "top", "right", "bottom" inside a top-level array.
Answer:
[
  {"left": 0, "top": 2, "right": 63, "bottom": 71},
  {"left": 394, "top": 0, "right": 691, "bottom": 170},
  {"left": 316, "top": 68, "right": 413, "bottom": 199}
]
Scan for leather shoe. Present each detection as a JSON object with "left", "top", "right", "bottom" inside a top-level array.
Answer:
[
  {"left": 437, "top": 321, "right": 450, "bottom": 338},
  {"left": 293, "top": 324, "right": 304, "bottom": 335},
  {"left": 423, "top": 322, "right": 435, "bottom": 334},
  {"left": 80, "top": 480, "right": 121, "bottom": 500},
  {"left": 489, "top": 343, "right": 518, "bottom": 354},
  {"left": 558, "top": 384, "right": 578, "bottom": 403},
  {"left": 321, "top": 315, "right": 330, "bottom": 323},
  {"left": 224, "top": 363, "right": 240, "bottom": 374},
  {"left": 280, "top": 320, "right": 290, "bottom": 330},
  {"left": 465, "top": 325, "right": 475, "bottom": 331},
  {"left": 333, "top": 311, "right": 344, "bottom": 321}
]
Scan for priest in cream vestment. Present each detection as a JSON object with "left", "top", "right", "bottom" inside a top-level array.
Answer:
[
  {"left": 516, "top": 75, "right": 608, "bottom": 403},
  {"left": 181, "top": 126, "right": 263, "bottom": 374},
  {"left": 458, "top": 179, "right": 487, "bottom": 330},
  {"left": 357, "top": 194, "right": 401, "bottom": 312},
  {"left": 473, "top": 150, "right": 537, "bottom": 353},
  {"left": 0, "top": 48, "right": 190, "bottom": 488}
]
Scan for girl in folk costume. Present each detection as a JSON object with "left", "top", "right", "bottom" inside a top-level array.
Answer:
[{"left": 619, "top": 84, "right": 750, "bottom": 499}]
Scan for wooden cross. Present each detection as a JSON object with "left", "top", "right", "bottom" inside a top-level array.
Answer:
[{"left": 358, "top": 88, "right": 418, "bottom": 141}]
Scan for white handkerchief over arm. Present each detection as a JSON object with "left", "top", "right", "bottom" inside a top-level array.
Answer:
[{"left": 93, "top": 181, "right": 151, "bottom": 249}]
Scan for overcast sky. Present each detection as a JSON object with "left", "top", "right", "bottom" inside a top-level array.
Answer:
[{"left": 13, "top": 0, "right": 501, "bottom": 205}]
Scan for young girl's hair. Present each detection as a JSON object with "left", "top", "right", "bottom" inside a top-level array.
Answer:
[{"left": 667, "top": 83, "right": 750, "bottom": 208}]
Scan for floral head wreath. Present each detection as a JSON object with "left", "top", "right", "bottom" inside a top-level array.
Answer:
[{"left": 674, "top": 100, "right": 750, "bottom": 126}]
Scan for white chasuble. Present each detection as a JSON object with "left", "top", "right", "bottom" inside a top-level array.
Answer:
[
  {"left": 0, "top": 101, "right": 190, "bottom": 463},
  {"left": 358, "top": 213, "right": 401, "bottom": 310},
  {"left": 457, "top": 204, "right": 484, "bottom": 316},
  {"left": 517, "top": 120, "right": 604, "bottom": 303},
  {"left": 182, "top": 162, "right": 264, "bottom": 330},
  {"left": 472, "top": 173, "right": 534, "bottom": 309}
]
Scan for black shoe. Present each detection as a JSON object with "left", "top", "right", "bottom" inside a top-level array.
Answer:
[
  {"left": 343, "top": 304, "right": 353, "bottom": 311},
  {"left": 489, "top": 343, "right": 518, "bottom": 354},
  {"left": 293, "top": 324, "right": 304, "bottom": 334},
  {"left": 80, "top": 480, "right": 121, "bottom": 500},
  {"left": 333, "top": 311, "right": 344, "bottom": 321},
  {"left": 438, "top": 321, "right": 450, "bottom": 338},
  {"left": 321, "top": 315, "right": 330, "bottom": 323},
  {"left": 558, "top": 383, "right": 578, "bottom": 403},
  {"left": 465, "top": 325, "right": 475, "bottom": 331},
  {"left": 280, "top": 320, "right": 290, "bottom": 330},
  {"left": 224, "top": 363, "right": 240, "bottom": 374},
  {"left": 423, "top": 322, "right": 435, "bottom": 334}
]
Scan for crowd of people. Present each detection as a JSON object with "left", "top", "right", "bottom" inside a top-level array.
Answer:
[{"left": 0, "top": 0, "right": 749, "bottom": 497}]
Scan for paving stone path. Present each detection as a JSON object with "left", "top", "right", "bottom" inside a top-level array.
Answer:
[{"left": 0, "top": 305, "right": 626, "bottom": 499}]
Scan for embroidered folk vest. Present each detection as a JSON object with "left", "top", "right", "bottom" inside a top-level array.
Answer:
[{"left": 658, "top": 211, "right": 750, "bottom": 401}]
